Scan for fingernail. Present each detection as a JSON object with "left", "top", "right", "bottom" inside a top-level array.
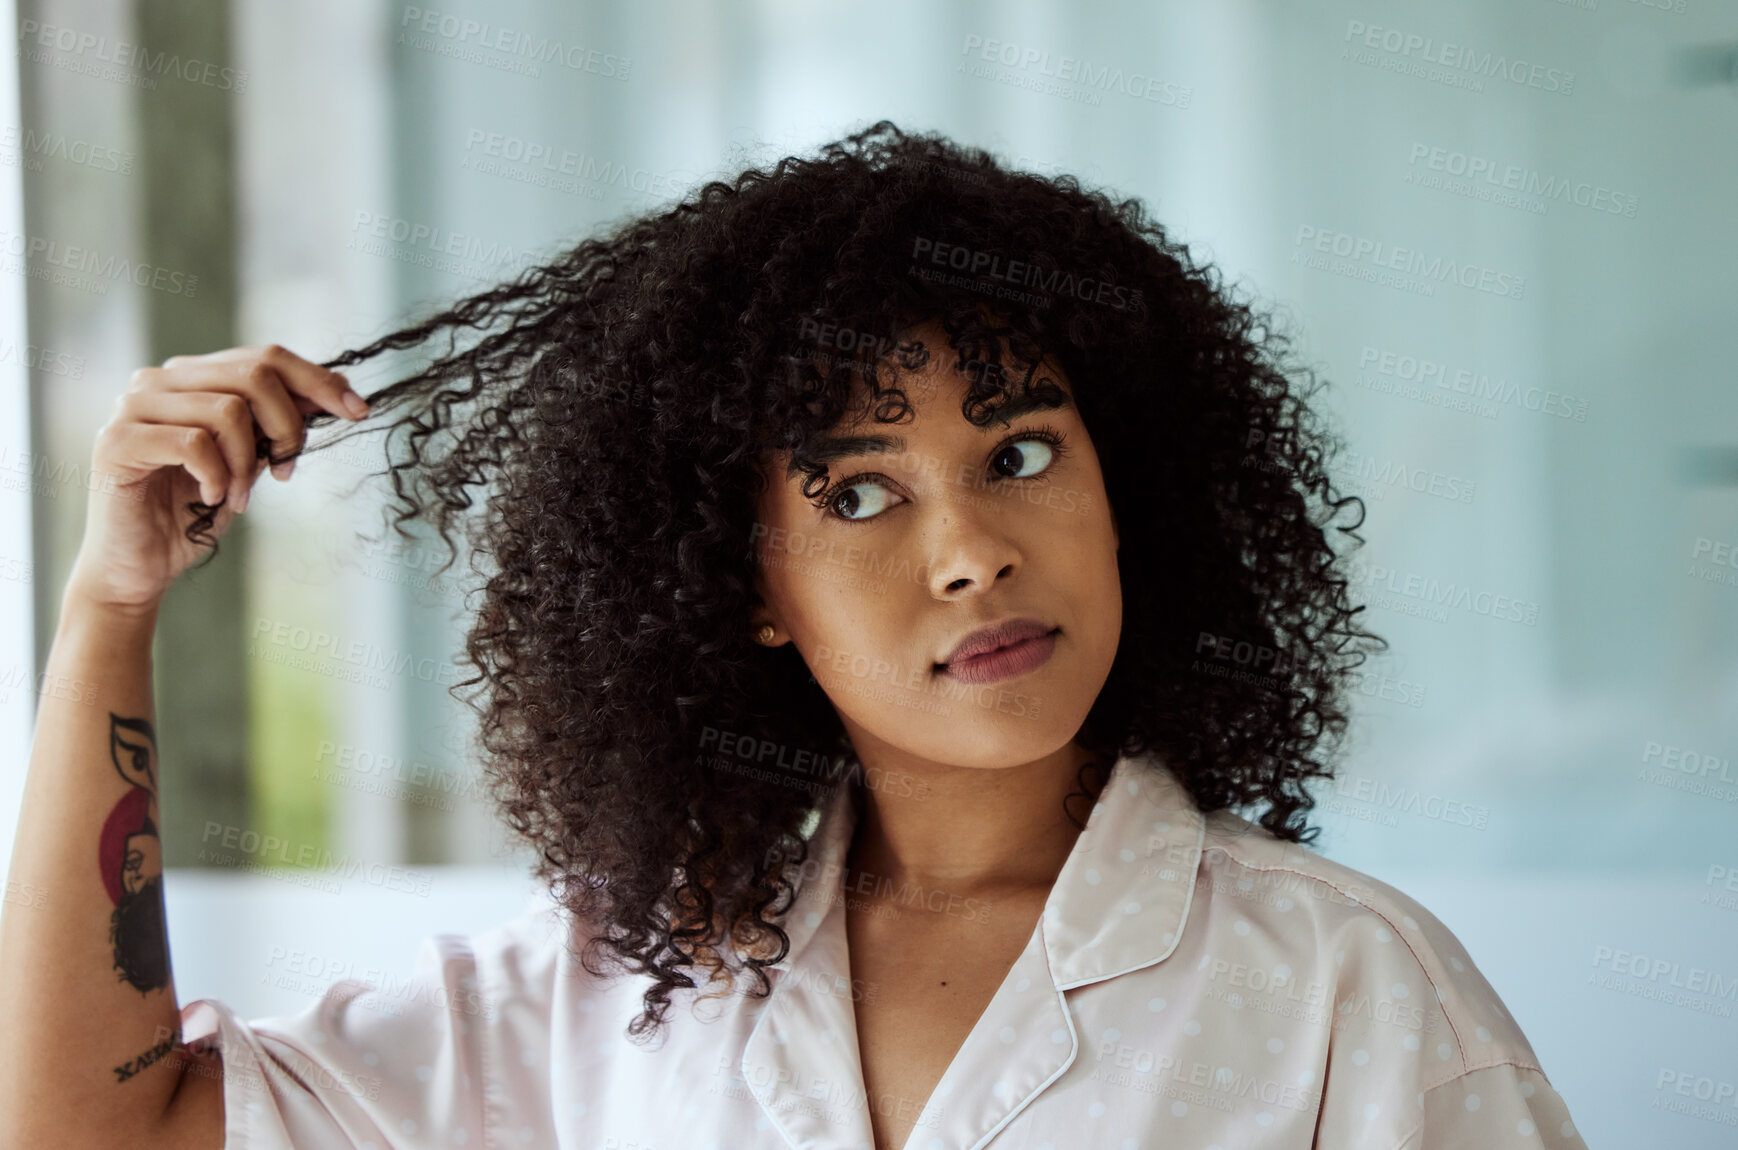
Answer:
[
  {"left": 272, "top": 459, "right": 295, "bottom": 481},
  {"left": 343, "top": 391, "right": 370, "bottom": 419}
]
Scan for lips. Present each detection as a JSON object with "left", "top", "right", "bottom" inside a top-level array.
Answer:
[{"left": 941, "top": 617, "right": 1057, "bottom": 667}]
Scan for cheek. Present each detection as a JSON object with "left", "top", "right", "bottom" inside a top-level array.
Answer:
[
  {"left": 753, "top": 517, "right": 814, "bottom": 616},
  {"left": 778, "top": 572, "right": 919, "bottom": 694},
  {"left": 795, "top": 588, "right": 892, "bottom": 673},
  {"left": 1068, "top": 507, "right": 1122, "bottom": 639}
]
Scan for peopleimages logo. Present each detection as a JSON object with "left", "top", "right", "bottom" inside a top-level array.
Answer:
[
  {"left": 1293, "top": 226, "right": 1525, "bottom": 300},
  {"left": 1641, "top": 742, "right": 1734, "bottom": 784},
  {"left": 1339, "top": 451, "right": 1477, "bottom": 505},
  {"left": 248, "top": 617, "right": 463, "bottom": 690},
  {"left": 910, "top": 236, "right": 1145, "bottom": 312},
  {"left": 1357, "top": 346, "right": 1590, "bottom": 422},
  {"left": 1590, "top": 944, "right": 1737, "bottom": 1013},
  {"left": 348, "top": 210, "right": 531, "bottom": 270},
  {"left": 1404, "top": 143, "right": 1638, "bottom": 218},
  {"left": 1343, "top": 559, "right": 1541, "bottom": 626},
  {"left": 958, "top": 34, "right": 1193, "bottom": 108},
  {"left": 1654, "top": 1068, "right": 1738, "bottom": 1129},
  {"left": 1329, "top": 773, "right": 1490, "bottom": 830},
  {"left": 17, "top": 18, "right": 249, "bottom": 92},
  {"left": 0, "top": 124, "right": 135, "bottom": 175},
  {"left": 398, "top": 6, "right": 632, "bottom": 80},
  {"left": 1342, "top": 20, "right": 1575, "bottom": 95},
  {"left": 0, "top": 226, "right": 200, "bottom": 298},
  {"left": 458, "top": 129, "right": 685, "bottom": 200}
]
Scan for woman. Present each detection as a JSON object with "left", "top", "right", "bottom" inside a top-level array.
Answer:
[{"left": 0, "top": 122, "right": 1584, "bottom": 1149}]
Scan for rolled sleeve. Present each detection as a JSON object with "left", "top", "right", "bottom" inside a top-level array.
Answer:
[
  {"left": 178, "top": 933, "right": 494, "bottom": 1149},
  {"left": 1398, "top": 1063, "right": 1588, "bottom": 1150}
]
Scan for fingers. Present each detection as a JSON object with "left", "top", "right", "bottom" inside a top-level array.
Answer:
[
  {"left": 108, "top": 344, "right": 372, "bottom": 514},
  {"left": 247, "top": 344, "right": 372, "bottom": 420},
  {"left": 141, "top": 344, "right": 370, "bottom": 469},
  {"left": 95, "top": 421, "right": 234, "bottom": 508},
  {"left": 113, "top": 390, "right": 267, "bottom": 511}
]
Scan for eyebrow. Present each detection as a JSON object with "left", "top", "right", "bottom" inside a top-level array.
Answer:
[{"left": 793, "top": 388, "right": 1077, "bottom": 475}]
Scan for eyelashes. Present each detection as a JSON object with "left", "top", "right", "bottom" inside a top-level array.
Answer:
[{"left": 808, "top": 423, "right": 1071, "bottom": 524}]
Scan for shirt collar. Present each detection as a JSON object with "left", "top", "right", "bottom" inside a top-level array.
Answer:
[
  {"left": 772, "top": 749, "right": 1206, "bottom": 988},
  {"left": 738, "top": 752, "right": 1207, "bottom": 1149}
]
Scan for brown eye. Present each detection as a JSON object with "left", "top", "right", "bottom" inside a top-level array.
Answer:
[
  {"left": 831, "top": 480, "right": 897, "bottom": 521},
  {"left": 992, "top": 439, "right": 1055, "bottom": 479}
]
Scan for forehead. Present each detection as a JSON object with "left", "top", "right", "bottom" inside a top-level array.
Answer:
[
  {"left": 757, "top": 318, "right": 1081, "bottom": 486},
  {"left": 844, "top": 317, "right": 1074, "bottom": 413},
  {"left": 789, "top": 346, "right": 1075, "bottom": 476}
]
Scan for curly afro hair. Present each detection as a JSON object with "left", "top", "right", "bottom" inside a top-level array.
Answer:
[{"left": 184, "top": 120, "right": 1384, "bottom": 1042}]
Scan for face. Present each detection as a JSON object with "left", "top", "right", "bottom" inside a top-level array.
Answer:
[
  {"left": 122, "top": 830, "right": 159, "bottom": 895},
  {"left": 751, "top": 318, "right": 1122, "bottom": 773}
]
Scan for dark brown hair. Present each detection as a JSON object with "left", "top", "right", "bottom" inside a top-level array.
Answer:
[{"left": 184, "top": 121, "right": 1382, "bottom": 1042}]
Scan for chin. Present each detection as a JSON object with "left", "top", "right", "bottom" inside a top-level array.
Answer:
[{"left": 924, "top": 719, "right": 1080, "bottom": 770}]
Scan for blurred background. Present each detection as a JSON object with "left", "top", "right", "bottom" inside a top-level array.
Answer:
[{"left": 1, "top": 0, "right": 1735, "bottom": 1143}]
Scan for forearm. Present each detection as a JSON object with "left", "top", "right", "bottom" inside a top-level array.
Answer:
[{"left": 0, "top": 590, "right": 186, "bottom": 1143}]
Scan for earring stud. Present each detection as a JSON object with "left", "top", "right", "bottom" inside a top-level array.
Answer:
[{"left": 755, "top": 623, "right": 776, "bottom": 645}]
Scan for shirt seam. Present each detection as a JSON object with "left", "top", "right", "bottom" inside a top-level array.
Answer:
[
  {"left": 965, "top": 927, "right": 1082, "bottom": 1150},
  {"left": 462, "top": 933, "right": 506, "bottom": 1150},
  {"left": 1386, "top": 1059, "right": 1554, "bottom": 1150},
  {"left": 1201, "top": 845, "right": 1479, "bottom": 1084},
  {"left": 1051, "top": 806, "right": 1205, "bottom": 990}
]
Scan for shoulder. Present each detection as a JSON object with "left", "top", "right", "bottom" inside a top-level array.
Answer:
[
  {"left": 1194, "top": 806, "right": 1544, "bottom": 1086},
  {"left": 178, "top": 892, "right": 593, "bottom": 1149},
  {"left": 460, "top": 893, "right": 573, "bottom": 1007}
]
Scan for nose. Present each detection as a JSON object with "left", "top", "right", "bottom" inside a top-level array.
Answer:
[{"left": 924, "top": 492, "right": 1021, "bottom": 598}]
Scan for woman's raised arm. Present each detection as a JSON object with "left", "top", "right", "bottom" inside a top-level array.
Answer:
[{"left": 0, "top": 345, "right": 369, "bottom": 1150}]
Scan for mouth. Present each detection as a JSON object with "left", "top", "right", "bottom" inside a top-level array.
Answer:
[{"left": 938, "top": 618, "right": 1060, "bottom": 685}]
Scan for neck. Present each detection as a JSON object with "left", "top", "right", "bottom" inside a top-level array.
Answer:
[{"left": 842, "top": 737, "right": 1110, "bottom": 903}]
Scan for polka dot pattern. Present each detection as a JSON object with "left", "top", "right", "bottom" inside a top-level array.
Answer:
[{"left": 176, "top": 755, "right": 1586, "bottom": 1150}]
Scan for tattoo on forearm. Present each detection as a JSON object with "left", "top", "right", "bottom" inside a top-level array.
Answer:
[
  {"left": 98, "top": 713, "right": 170, "bottom": 995},
  {"left": 108, "top": 713, "right": 157, "bottom": 790},
  {"left": 113, "top": 1029, "right": 180, "bottom": 1083}
]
